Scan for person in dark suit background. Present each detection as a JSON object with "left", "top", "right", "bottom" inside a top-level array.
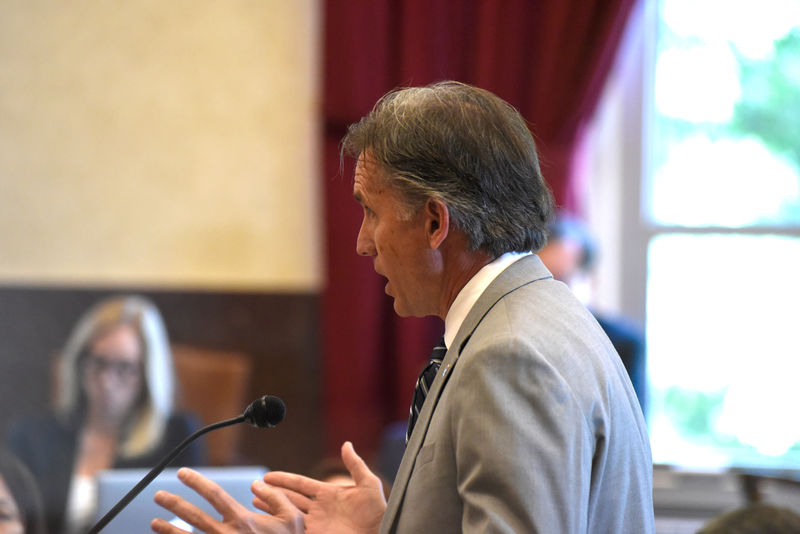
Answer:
[
  {"left": 5, "top": 295, "right": 205, "bottom": 534},
  {"left": 538, "top": 212, "right": 648, "bottom": 413}
]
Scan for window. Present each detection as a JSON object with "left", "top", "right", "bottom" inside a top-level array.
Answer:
[
  {"left": 583, "top": 0, "right": 800, "bottom": 471},
  {"left": 648, "top": 0, "right": 800, "bottom": 470}
]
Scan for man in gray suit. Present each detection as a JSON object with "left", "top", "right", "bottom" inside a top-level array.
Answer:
[{"left": 152, "top": 81, "right": 654, "bottom": 534}]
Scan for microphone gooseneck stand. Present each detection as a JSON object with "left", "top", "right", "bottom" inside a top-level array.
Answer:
[
  {"left": 86, "top": 394, "right": 286, "bottom": 534},
  {"left": 87, "top": 415, "right": 245, "bottom": 534}
]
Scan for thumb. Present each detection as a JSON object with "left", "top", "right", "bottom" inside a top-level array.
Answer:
[{"left": 340, "top": 441, "right": 377, "bottom": 487}]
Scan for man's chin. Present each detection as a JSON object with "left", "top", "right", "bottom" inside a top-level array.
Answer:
[
  {"left": 393, "top": 299, "right": 431, "bottom": 319},
  {"left": 392, "top": 298, "right": 419, "bottom": 318},
  {"left": 392, "top": 300, "right": 410, "bottom": 317}
]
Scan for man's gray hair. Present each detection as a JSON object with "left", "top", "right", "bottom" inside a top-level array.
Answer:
[{"left": 342, "top": 80, "right": 553, "bottom": 256}]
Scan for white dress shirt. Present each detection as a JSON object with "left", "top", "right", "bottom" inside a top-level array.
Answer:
[{"left": 443, "top": 251, "right": 531, "bottom": 349}]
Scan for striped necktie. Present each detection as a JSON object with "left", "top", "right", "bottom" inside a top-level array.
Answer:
[{"left": 406, "top": 337, "right": 447, "bottom": 444}]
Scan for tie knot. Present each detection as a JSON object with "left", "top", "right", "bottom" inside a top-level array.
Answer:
[{"left": 430, "top": 337, "right": 447, "bottom": 362}]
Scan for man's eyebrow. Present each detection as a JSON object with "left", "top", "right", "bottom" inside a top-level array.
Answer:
[{"left": 353, "top": 191, "right": 365, "bottom": 203}]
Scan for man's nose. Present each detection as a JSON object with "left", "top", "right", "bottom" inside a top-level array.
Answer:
[{"left": 356, "top": 223, "right": 375, "bottom": 256}]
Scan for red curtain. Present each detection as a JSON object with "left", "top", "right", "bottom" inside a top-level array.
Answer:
[{"left": 322, "top": 0, "right": 637, "bottom": 459}]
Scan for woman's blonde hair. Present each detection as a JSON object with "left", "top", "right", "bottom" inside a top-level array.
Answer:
[{"left": 54, "top": 295, "right": 176, "bottom": 458}]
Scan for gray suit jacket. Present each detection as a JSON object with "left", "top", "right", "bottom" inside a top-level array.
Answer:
[{"left": 381, "top": 255, "right": 654, "bottom": 533}]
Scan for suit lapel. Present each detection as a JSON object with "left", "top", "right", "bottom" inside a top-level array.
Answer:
[
  {"left": 381, "top": 255, "right": 553, "bottom": 532},
  {"left": 381, "top": 341, "right": 456, "bottom": 533}
]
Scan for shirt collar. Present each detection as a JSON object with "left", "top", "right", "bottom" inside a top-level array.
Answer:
[{"left": 443, "top": 251, "right": 531, "bottom": 349}]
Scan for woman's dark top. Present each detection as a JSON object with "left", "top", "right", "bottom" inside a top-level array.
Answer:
[{"left": 5, "top": 412, "right": 206, "bottom": 534}]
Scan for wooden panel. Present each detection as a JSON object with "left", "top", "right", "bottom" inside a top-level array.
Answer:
[{"left": 172, "top": 345, "right": 252, "bottom": 466}]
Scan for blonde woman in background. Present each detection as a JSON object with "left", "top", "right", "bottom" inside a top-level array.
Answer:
[{"left": 5, "top": 295, "right": 206, "bottom": 534}]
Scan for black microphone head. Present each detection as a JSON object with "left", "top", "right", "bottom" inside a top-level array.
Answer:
[{"left": 243, "top": 395, "right": 286, "bottom": 428}]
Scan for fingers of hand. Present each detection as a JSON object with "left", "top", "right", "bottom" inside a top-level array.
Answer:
[
  {"left": 341, "top": 441, "right": 378, "bottom": 487},
  {"left": 262, "top": 471, "right": 321, "bottom": 502},
  {"left": 176, "top": 467, "right": 243, "bottom": 517},
  {"left": 150, "top": 517, "right": 189, "bottom": 534},
  {"left": 153, "top": 490, "right": 214, "bottom": 532},
  {"left": 254, "top": 480, "right": 313, "bottom": 514},
  {"left": 250, "top": 480, "right": 290, "bottom": 514},
  {"left": 251, "top": 480, "right": 307, "bottom": 518}
]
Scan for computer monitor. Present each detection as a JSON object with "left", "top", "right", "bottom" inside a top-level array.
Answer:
[{"left": 94, "top": 466, "right": 269, "bottom": 533}]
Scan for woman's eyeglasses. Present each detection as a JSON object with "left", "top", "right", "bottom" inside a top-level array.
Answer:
[{"left": 81, "top": 354, "right": 142, "bottom": 381}]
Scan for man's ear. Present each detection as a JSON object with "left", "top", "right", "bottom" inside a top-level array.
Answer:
[{"left": 424, "top": 198, "right": 449, "bottom": 249}]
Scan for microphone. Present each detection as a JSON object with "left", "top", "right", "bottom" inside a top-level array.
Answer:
[
  {"left": 242, "top": 395, "right": 286, "bottom": 428},
  {"left": 87, "top": 395, "right": 286, "bottom": 534}
]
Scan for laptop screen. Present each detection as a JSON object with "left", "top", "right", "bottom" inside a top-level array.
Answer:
[{"left": 94, "top": 466, "right": 269, "bottom": 533}]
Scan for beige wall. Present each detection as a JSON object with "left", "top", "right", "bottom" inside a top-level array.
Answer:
[{"left": 0, "top": 0, "right": 321, "bottom": 291}]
